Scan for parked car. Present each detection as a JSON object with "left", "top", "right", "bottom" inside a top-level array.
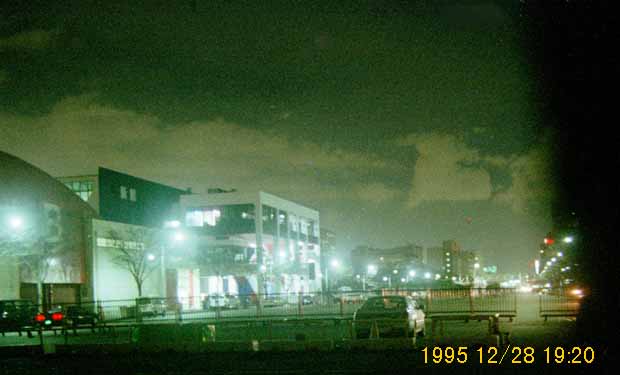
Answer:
[
  {"left": 225, "top": 294, "right": 241, "bottom": 309},
  {"left": 353, "top": 296, "right": 425, "bottom": 339},
  {"left": 64, "top": 306, "right": 98, "bottom": 328},
  {"left": 302, "top": 295, "right": 314, "bottom": 305},
  {"left": 0, "top": 299, "right": 37, "bottom": 335},
  {"left": 136, "top": 297, "right": 167, "bottom": 317},
  {"left": 34, "top": 307, "right": 66, "bottom": 330},
  {"left": 204, "top": 294, "right": 227, "bottom": 310}
]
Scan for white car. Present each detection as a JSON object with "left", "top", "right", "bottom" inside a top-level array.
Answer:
[{"left": 204, "top": 294, "right": 227, "bottom": 310}]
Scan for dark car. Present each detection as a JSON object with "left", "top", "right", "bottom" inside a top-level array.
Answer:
[
  {"left": 65, "top": 306, "right": 98, "bottom": 329},
  {"left": 353, "top": 296, "right": 425, "bottom": 339},
  {"left": 34, "top": 307, "right": 66, "bottom": 330},
  {"left": 0, "top": 299, "right": 37, "bottom": 336}
]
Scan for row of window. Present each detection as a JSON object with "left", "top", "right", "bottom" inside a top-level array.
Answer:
[
  {"left": 185, "top": 204, "right": 318, "bottom": 240},
  {"left": 64, "top": 180, "right": 93, "bottom": 202}
]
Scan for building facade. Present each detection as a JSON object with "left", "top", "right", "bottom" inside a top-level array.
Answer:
[
  {"left": 179, "top": 191, "right": 321, "bottom": 301},
  {"left": 1, "top": 151, "right": 96, "bottom": 307}
]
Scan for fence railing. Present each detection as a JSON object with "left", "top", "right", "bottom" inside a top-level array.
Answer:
[
  {"left": 424, "top": 288, "right": 517, "bottom": 316},
  {"left": 1, "top": 288, "right": 520, "bottom": 334},
  {"left": 539, "top": 290, "right": 581, "bottom": 320}
]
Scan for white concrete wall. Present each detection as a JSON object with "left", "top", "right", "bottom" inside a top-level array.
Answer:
[
  {"left": 91, "top": 219, "right": 164, "bottom": 302},
  {"left": 0, "top": 257, "right": 20, "bottom": 299}
]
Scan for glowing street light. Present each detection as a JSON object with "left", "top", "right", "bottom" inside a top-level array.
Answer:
[
  {"left": 424, "top": 272, "right": 431, "bottom": 279},
  {"left": 8, "top": 216, "right": 23, "bottom": 230},
  {"left": 474, "top": 263, "right": 480, "bottom": 269},
  {"left": 147, "top": 253, "right": 156, "bottom": 261},
  {"left": 173, "top": 231, "right": 185, "bottom": 242},
  {"left": 563, "top": 236, "right": 574, "bottom": 244},
  {"left": 557, "top": 252, "right": 563, "bottom": 257},
  {"left": 392, "top": 269, "right": 398, "bottom": 274},
  {"left": 367, "top": 264, "right": 377, "bottom": 275},
  {"left": 408, "top": 270, "right": 416, "bottom": 277},
  {"left": 330, "top": 259, "right": 341, "bottom": 268}
]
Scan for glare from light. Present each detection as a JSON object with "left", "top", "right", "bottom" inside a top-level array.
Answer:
[
  {"left": 382, "top": 276, "right": 388, "bottom": 282},
  {"left": 279, "top": 251, "right": 286, "bottom": 258},
  {"left": 409, "top": 270, "right": 416, "bottom": 277},
  {"left": 356, "top": 274, "right": 361, "bottom": 279},
  {"left": 8, "top": 216, "right": 23, "bottom": 229},
  {"left": 557, "top": 252, "right": 563, "bottom": 257},
  {"left": 551, "top": 257, "right": 557, "bottom": 262},
  {"left": 173, "top": 232, "right": 185, "bottom": 242},
  {"left": 164, "top": 220, "right": 181, "bottom": 228},
  {"left": 259, "top": 264, "right": 267, "bottom": 272},
  {"left": 147, "top": 254, "right": 156, "bottom": 261},
  {"left": 563, "top": 236, "right": 574, "bottom": 244},
  {"left": 424, "top": 272, "right": 431, "bottom": 279},
  {"left": 367, "top": 265, "right": 377, "bottom": 274},
  {"left": 393, "top": 269, "right": 398, "bottom": 274},
  {"left": 474, "top": 263, "right": 480, "bottom": 269},
  {"left": 451, "top": 276, "right": 457, "bottom": 281},
  {"left": 330, "top": 259, "right": 340, "bottom": 268},
  {"left": 400, "top": 278, "right": 406, "bottom": 283},
  {"left": 570, "top": 288, "right": 583, "bottom": 297},
  {"left": 519, "top": 285, "right": 533, "bottom": 293}
]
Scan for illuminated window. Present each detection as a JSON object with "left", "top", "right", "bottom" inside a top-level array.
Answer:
[
  {"left": 120, "top": 186, "right": 128, "bottom": 200},
  {"left": 186, "top": 210, "right": 204, "bottom": 227},
  {"left": 204, "top": 209, "right": 221, "bottom": 226},
  {"left": 129, "top": 188, "right": 136, "bottom": 202}
]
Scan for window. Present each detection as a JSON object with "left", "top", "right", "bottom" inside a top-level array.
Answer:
[
  {"left": 120, "top": 186, "right": 128, "bottom": 200},
  {"left": 64, "top": 180, "right": 93, "bottom": 202},
  {"left": 129, "top": 188, "right": 136, "bottom": 201},
  {"left": 204, "top": 209, "right": 221, "bottom": 226},
  {"left": 186, "top": 210, "right": 204, "bottom": 227}
]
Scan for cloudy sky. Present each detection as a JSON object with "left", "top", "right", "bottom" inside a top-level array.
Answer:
[{"left": 0, "top": 1, "right": 553, "bottom": 273}]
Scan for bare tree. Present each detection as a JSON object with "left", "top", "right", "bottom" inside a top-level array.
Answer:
[
  {"left": 0, "top": 207, "right": 77, "bottom": 305},
  {"left": 107, "top": 228, "right": 159, "bottom": 297}
]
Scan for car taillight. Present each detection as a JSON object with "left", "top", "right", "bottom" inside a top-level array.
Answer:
[
  {"left": 52, "top": 312, "right": 63, "bottom": 321},
  {"left": 35, "top": 314, "right": 46, "bottom": 322}
]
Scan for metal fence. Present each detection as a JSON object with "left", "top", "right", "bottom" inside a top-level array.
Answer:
[
  {"left": 539, "top": 290, "right": 581, "bottom": 320},
  {"left": 423, "top": 288, "right": 517, "bottom": 316},
  {"left": 2, "top": 288, "right": 521, "bottom": 335}
]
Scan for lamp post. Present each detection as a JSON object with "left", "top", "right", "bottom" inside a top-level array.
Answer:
[{"left": 325, "top": 259, "right": 340, "bottom": 291}]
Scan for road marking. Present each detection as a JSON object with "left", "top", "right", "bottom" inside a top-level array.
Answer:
[{"left": 499, "top": 344, "right": 510, "bottom": 364}]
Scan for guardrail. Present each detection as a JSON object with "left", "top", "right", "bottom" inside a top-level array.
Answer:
[
  {"left": 539, "top": 291, "right": 581, "bottom": 321},
  {"left": 2, "top": 288, "right": 521, "bottom": 336}
]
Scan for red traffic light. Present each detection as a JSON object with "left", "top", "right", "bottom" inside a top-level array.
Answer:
[
  {"left": 35, "top": 314, "right": 46, "bottom": 322},
  {"left": 544, "top": 237, "right": 555, "bottom": 245}
]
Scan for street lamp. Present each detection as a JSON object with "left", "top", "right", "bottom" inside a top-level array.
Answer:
[
  {"left": 325, "top": 259, "right": 340, "bottom": 291},
  {"left": 8, "top": 216, "right": 23, "bottom": 230}
]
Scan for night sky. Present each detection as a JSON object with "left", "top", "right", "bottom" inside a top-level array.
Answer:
[{"left": 0, "top": 1, "right": 554, "bottom": 273}]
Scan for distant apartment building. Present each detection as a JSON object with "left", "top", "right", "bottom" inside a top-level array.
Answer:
[
  {"left": 438, "top": 240, "right": 478, "bottom": 281},
  {"left": 180, "top": 191, "right": 321, "bottom": 301}
]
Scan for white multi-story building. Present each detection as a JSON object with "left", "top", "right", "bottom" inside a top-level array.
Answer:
[{"left": 179, "top": 191, "right": 321, "bottom": 301}]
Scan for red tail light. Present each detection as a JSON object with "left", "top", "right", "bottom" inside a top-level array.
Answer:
[
  {"left": 35, "top": 314, "right": 46, "bottom": 322},
  {"left": 51, "top": 312, "right": 63, "bottom": 321}
]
